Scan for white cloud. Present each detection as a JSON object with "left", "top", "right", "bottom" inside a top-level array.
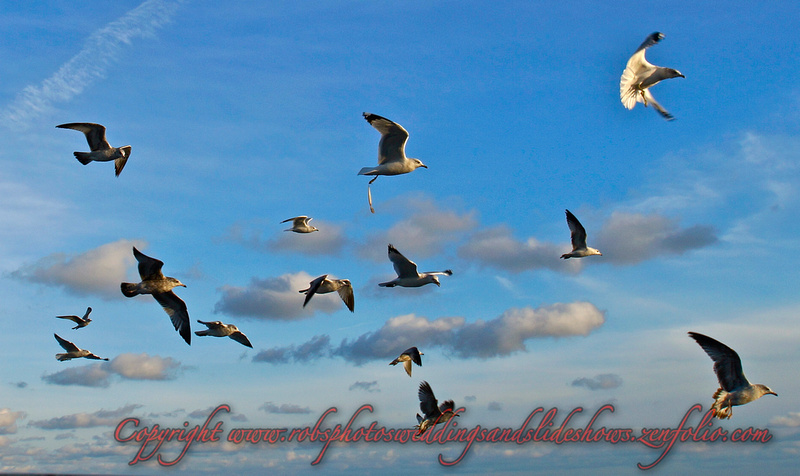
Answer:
[
  {"left": 41, "top": 353, "right": 182, "bottom": 387},
  {"left": 458, "top": 225, "right": 578, "bottom": 273},
  {"left": 224, "top": 219, "right": 347, "bottom": 256},
  {"left": 770, "top": 412, "right": 800, "bottom": 428},
  {"left": 1, "top": 0, "right": 184, "bottom": 128},
  {"left": 12, "top": 239, "right": 145, "bottom": 299},
  {"left": 215, "top": 271, "right": 344, "bottom": 320},
  {"left": 0, "top": 409, "right": 27, "bottom": 435}
]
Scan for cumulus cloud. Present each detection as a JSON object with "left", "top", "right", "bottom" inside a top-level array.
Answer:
[
  {"left": 42, "top": 353, "right": 182, "bottom": 387},
  {"left": 12, "top": 239, "right": 146, "bottom": 299},
  {"left": 458, "top": 225, "right": 579, "bottom": 274},
  {"left": 594, "top": 212, "right": 717, "bottom": 265},
  {"left": 224, "top": 219, "right": 346, "bottom": 256},
  {"left": 770, "top": 412, "right": 800, "bottom": 427},
  {"left": 1, "top": 0, "right": 184, "bottom": 128},
  {"left": 216, "top": 272, "right": 344, "bottom": 320},
  {"left": 259, "top": 402, "right": 312, "bottom": 414},
  {"left": 255, "top": 302, "right": 605, "bottom": 365},
  {"left": 28, "top": 404, "right": 141, "bottom": 430},
  {"left": 571, "top": 373, "right": 623, "bottom": 391},
  {"left": 349, "top": 381, "right": 380, "bottom": 393},
  {"left": 358, "top": 195, "right": 477, "bottom": 262},
  {"left": 0, "top": 409, "right": 27, "bottom": 435}
]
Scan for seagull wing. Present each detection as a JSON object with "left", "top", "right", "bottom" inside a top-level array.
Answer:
[
  {"left": 153, "top": 291, "right": 191, "bottom": 345},
  {"left": 439, "top": 399, "right": 456, "bottom": 414},
  {"left": 418, "top": 381, "right": 441, "bottom": 419},
  {"left": 363, "top": 112, "right": 409, "bottom": 165},
  {"left": 337, "top": 282, "right": 355, "bottom": 312},
  {"left": 408, "top": 347, "right": 423, "bottom": 367},
  {"left": 54, "top": 333, "right": 79, "bottom": 352},
  {"left": 642, "top": 89, "right": 674, "bottom": 121},
  {"left": 56, "top": 123, "right": 111, "bottom": 150},
  {"left": 688, "top": 332, "right": 749, "bottom": 391},
  {"left": 229, "top": 330, "right": 253, "bottom": 348},
  {"left": 565, "top": 210, "right": 588, "bottom": 251},
  {"left": 620, "top": 32, "right": 663, "bottom": 108},
  {"left": 302, "top": 275, "right": 328, "bottom": 308},
  {"left": 133, "top": 247, "right": 166, "bottom": 280},
  {"left": 56, "top": 315, "right": 82, "bottom": 324},
  {"left": 197, "top": 320, "right": 224, "bottom": 329},
  {"left": 388, "top": 244, "right": 419, "bottom": 278}
]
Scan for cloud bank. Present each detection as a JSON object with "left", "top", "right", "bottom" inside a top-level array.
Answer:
[
  {"left": 253, "top": 302, "right": 605, "bottom": 364},
  {"left": 41, "top": 353, "right": 182, "bottom": 388},
  {"left": 28, "top": 404, "right": 141, "bottom": 430}
]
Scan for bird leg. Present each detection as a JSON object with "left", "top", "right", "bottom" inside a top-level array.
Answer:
[
  {"left": 639, "top": 89, "right": 648, "bottom": 106},
  {"left": 369, "top": 176, "right": 378, "bottom": 185}
]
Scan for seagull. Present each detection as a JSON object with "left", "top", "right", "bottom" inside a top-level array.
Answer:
[
  {"left": 121, "top": 247, "right": 191, "bottom": 345},
  {"left": 56, "top": 123, "right": 132, "bottom": 176},
  {"left": 54, "top": 333, "right": 108, "bottom": 361},
  {"left": 358, "top": 112, "right": 427, "bottom": 213},
  {"left": 688, "top": 332, "right": 777, "bottom": 419},
  {"left": 379, "top": 244, "right": 452, "bottom": 288},
  {"left": 415, "top": 381, "right": 458, "bottom": 435},
  {"left": 195, "top": 320, "right": 253, "bottom": 348},
  {"left": 620, "top": 32, "right": 684, "bottom": 120},
  {"left": 56, "top": 306, "right": 93, "bottom": 329},
  {"left": 281, "top": 216, "right": 318, "bottom": 233},
  {"left": 298, "top": 274, "right": 354, "bottom": 312},
  {"left": 390, "top": 347, "right": 423, "bottom": 377},
  {"left": 560, "top": 210, "right": 602, "bottom": 259}
]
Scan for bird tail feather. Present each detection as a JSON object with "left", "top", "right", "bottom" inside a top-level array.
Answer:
[
  {"left": 74, "top": 152, "right": 93, "bottom": 165},
  {"left": 120, "top": 283, "right": 139, "bottom": 297}
]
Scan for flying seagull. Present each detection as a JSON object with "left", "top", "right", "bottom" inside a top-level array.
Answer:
[
  {"left": 281, "top": 216, "right": 318, "bottom": 233},
  {"left": 54, "top": 333, "right": 108, "bottom": 361},
  {"left": 56, "top": 123, "right": 132, "bottom": 176},
  {"left": 121, "top": 247, "right": 191, "bottom": 345},
  {"left": 390, "top": 347, "right": 423, "bottom": 377},
  {"left": 415, "top": 381, "right": 458, "bottom": 435},
  {"left": 560, "top": 210, "right": 602, "bottom": 259},
  {"left": 299, "top": 274, "right": 354, "bottom": 312},
  {"left": 688, "top": 331, "right": 777, "bottom": 419},
  {"left": 56, "top": 306, "right": 93, "bottom": 329},
  {"left": 195, "top": 320, "right": 253, "bottom": 348},
  {"left": 379, "top": 244, "right": 452, "bottom": 288},
  {"left": 620, "top": 32, "right": 684, "bottom": 120},
  {"left": 358, "top": 112, "right": 427, "bottom": 213}
]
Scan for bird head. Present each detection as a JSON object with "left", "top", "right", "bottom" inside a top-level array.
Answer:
[
  {"left": 412, "top": 158, "right": 427, "bottom": 169},
  {"left": 669, "top": 69, "right": 685, "bottom": 79},
  {"left": 168, "top": 277, "right": 187, "bottom": 289},
  {"left": 757, "top": 384, "right": 777, "bottom": 397},
  {"left": 588, "top": 247, "right": 603, "bottom": 256}
]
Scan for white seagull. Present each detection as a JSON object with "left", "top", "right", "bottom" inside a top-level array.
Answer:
[
  {"left": 415, "top": 381, "right": 458, "bottom": 435},
  {"left": 380, "top": 245, "right": 452, "bottom": 288},
  {"left": 299, "top": 274, "right": 355, "bottom": 312},
  {"left": 56, "top": 123, "right": 132, "bottom": 176},
  {"left": 390, "top": 347, "right": 424, "bottom": 377},
  {"left": 689, "top": 331, "right": 777, "bottom": 419},
  {"left": 121, "top": 247, "right": 191, "bottom": 345},
  {"left": 54, "top": 333, "right": 108, "bottom": 361},
  {"left": 560, "top": 210, "right": 602, "bottom": 259},
  {"left": 620, "top": 32, "right": 684, "bottom": 120},
  {"left": 195, "top": 320, "right": 253, "bottom": 348},
  {"left": 56, "top": 306, "right": 93, "bottom": 329},
  {"left": 281, "top": 216, "right": 319, "bottom": 233},
  {"left": 358, "top": 112, "right": 427, "bottom": 213}
]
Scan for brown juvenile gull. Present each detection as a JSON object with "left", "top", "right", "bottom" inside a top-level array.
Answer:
[
  {"left": 56, "top": 123, "right": 132, "bottom": 176},
  {"left": 121, "top": 247, "right": 191, "bottom": 345},
  {"left": 56, "top": 306, "right": 92, "bottom": 329},
  {"left": 390, "top": 347, "right": 423, "bottom": 377},
  {"left": 560, "top": 209, "right": 602, "bottom": 259},
  {"left": 620, "top": 32, "right": 685, "bottom": 121},
  {"left": 415, "top": 381, "right": 458, "bottom": 435},
  {"left": 54, "top": 333, "right": 108, "bottom": 361},
  {"left": 688, "top": 331, "right": 777, "bottom": 419},
  {"left": 379, "top": 244, "right": 452, "bottom": 288},
  {"left": 281, "top": 216, "right": 318, "bottom": 233},
  {"left": 358, "top": 112, "right": 427, "bottom": 213},
  {"left": 195, "top": 320, "right": 253, "bottom": 348},
  {"left": 299, "top": 274, "right": 354, "bottom": 312}
]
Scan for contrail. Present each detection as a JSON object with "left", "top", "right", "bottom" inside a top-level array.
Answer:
[{"left": 1, "top": 0, "right": 183, "bottom": 129}]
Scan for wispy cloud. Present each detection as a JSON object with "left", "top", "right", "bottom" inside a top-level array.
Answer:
[
  {"left": 28, "top": 404, "right": 141, "bottom": 430},
  {"left": 571, "top": 373, "right": 623, "bottom": 391},
  {"left": 770, "top": 412, "right": 800, "bottom": 427},
  {"left": 259, "top": 402, "right": 312, "bottom": 414},
  {"left": 12, "top": 239, "right": 145, "bottom": 299},
  {"left": 1, "top": 0, "right": 184, "bottom": 128},
  {"left": 349, "top": 381, "right": 380, "bottom": 393},
  {"left": 223, "top": 219, "right": 347, "bottom": 256},
  {"left": 41, "top": 353, "right": 182, "bottom": 387},
  {"left": 253, "top": 302, "right": 605, "bottom": 364}
]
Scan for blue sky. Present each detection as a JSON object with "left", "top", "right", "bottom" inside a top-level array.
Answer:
[{"left": 1, "top": 0, "right": 799, "bottom": 474}]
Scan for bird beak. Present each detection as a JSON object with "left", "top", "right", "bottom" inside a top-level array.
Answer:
[
  {"left": 679, "top": 74, "right": 685, "bottom": 78},
  {"left": 769, "top": 391, "right": 778, "bottom": 396},
  {"left": 421, "top": 164, "right": 428, "bottom": 168}
]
